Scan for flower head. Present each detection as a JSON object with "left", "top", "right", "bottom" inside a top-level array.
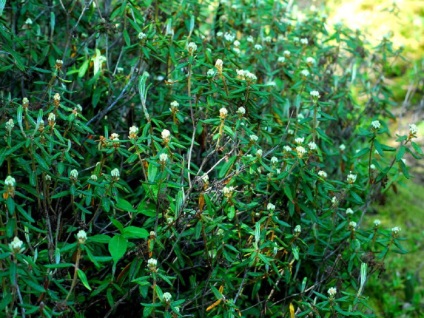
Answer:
[
  {"left": 129, "top": 126, "right": 139, "bottom": 139},
  {"left": 328, "top": 287, "right": 337, "bottom": 298},
  {"left": 310, "top": 90, "right": 320, "bottom": 99},
  {"left": 70, "top": 169, "right": 78, "bottom": 181},
  {"left": 346, "top": 208, "right": 354, "bottom": 215},
  {"left": 250, "top": 134, "right": 258, "bottom": 142},
  {"left": 300, "top": 69, "right": 310, "bottom": 78},
  {"left": 267, "top": 203, "right": 276, "bottom": 211},
  {"left": 374, "top": 219, "right": 381, "bottom": 227},
  {"left": 318, "top": 170, "right": 327, "bottom": 178},
  {"left": 254, "top": 44, "right": 263, "bottom": 51},
  {"left": 159, "top": 153, "right": 168, "bottom": 163},
  {"left": 187, "top": 42, "right": 197, "bottom": 54},
  {"left": 207, "top": 69, "right": 216, "bottom": 77},
  {"left": 161, "top": 129, "right": 171, "bottom": 141},
  {"left": 219, "top": 107, "right": 228, "bottom": 119},
  {"left": 9, "top": 237, "right": 24, "bottom": 253},
  {"left": 111, "top": 168, "right": 120, "bottom": 180},
  {"left": 283, "top": 50, "right": 291, "bottom": 57},
  {"left": 409, "top": 124, "right": 418, "bottom": 139},
  {"left": 347, "top": 172, "right": 357, "bottom": 184},
  {"left": 110, "top": 133, "right": 119, "bottom": 141},
  {"left": 295, "top": 137, "right": 304, "bottom": 144},
  {"left": 294, "top": 225, "right": 301, "bottom": 234},
  {"left": 296, "top": 146, "right": 307, "bottom": 158},
  {"left": 339, "top": 144, "right": 346, "bottom": 152},
  {"left": 163, "top": 292, "right": 172, "bottom": 303},
  {"left": 77, "top": 230, "right": 87, "bottom": 244},
  {"left": 224, "top": 32, "right": 235, "bottom": 42},
  {"left": 306, "top": 57, "right": 315, "bottom": 65},
  {"left": 371, "top": 120, "right": 381, "bottom": 130},
  {"left": 215, "top": 59, "right": 223, "bottom": 73},
  {"left": 147, "top": 258, "right": 158, "bottom": 271},
  {"left": 308, "top": 142, "right": 317, "bottom": 150},
  {"left": 237, "top": 107, "right": 246, "bottom": 115},
  {"left": 300, "top": 38, "right": 308, "bottom": 45},
  {"left": 349, "top": 221, "right": 357, "bottom": 230},
  {"left": 271, "top": 156, "right": 278, "bottom": 164},
  {"left": 391, "top": 226, "right": 401, "bottom": 236}
]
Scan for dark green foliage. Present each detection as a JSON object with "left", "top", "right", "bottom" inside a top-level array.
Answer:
[{"left": 0, "top": 0, "right": 421, "bottom": 317}]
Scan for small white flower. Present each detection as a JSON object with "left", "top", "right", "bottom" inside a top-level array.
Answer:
[
  {"left": 250, "top": 135, "right": 258, "bottom": 142},
  {"left": 391, "top": 226, "right": 401, "bottom": 235},
  {"left": 138, "top": 32, "right": 147, "bottom": 40},
  {"left": 45, "top": 174, "right": 52, "bottom": 181},
  {"left": 9, "top": 237, "right": 24, "bottom": 253},
  {"left": 339, "top": 144, "right": 346, "bottom": 151},
  {"left": 147, "top": 258, "right": 158, "bottom": 270},
  {"left": 237, "top": 107, "right": 246, "bottom": 115},
  {"left": 167, "top": 217, "right": 174, "bottom": 224},
  {"left": 163, "top": 292, "right": 172, "bottom": 303},
  {"left": 222, "top": 186, "right": 235, "bottom": 195},
  {"left": 70, "top": 169, "right": 78, "bottom": 180},
  {"left": 254, "top": 44, "right": 263, "bottom": 51},
  {"left": 283, "top": 145, "right": 292, "bottom": 152},
  {"left": 295, "top": 137, "right": 304, "bottom": 144},
  {"left": 216, "top": 31, "right": 223, "bottom": 38},
  {"left": 77, "top": 230, "right": 87, "bottom": 244},
  {"left": 370, "top": 164, "right": 376, "bottom": 170},
  {"left": 5, "top": 119, "right": 14, "bottom": 132},
  {"left": 374, "top": 219, "right": 381, "bottom": 227},
  {"left": 310, "top": 90, "right": 320, "bottom": 98},
  {"left": 219, "top": 107, "right": 228, "bottom": 118},
  {"left": 300, "top": 69, "right": 310, "bottom": 77},
  {"left": 346, "top": 208, "right": 354, "bottom": 215},
  {"left": 233, "top": 47, "right": 241, "bottom": 55},
  {"left": 287, "top": 129, "right": 294, "bottom": 135},
  {"left": 296, "top": 146, "right": 307, "bottom": 158},
  {"left": 306, "top": 57, "right": 315, "bottom": 65},
  {"left": 111, "top": 168, "right": 120, "bottom": 179},
  {"left": 349, "top": 221, "right": 357, "bottom": 229},
  {"left": 234, "top": 40, "right": 240, "bottom": 47},
  {"left": 201, "top": 174, "right": 209, "bottom": 183},
  {"left": 207, "top": 69, "right": 216, "bottom": 77},
  {"left": 161, "top": 129, "right": 171, "bottom": 140},
  {"left": 53, "top": 93, "right": 61, "bottom": 101},
  {"left": 187, "top": 42, "right": 197, "bottom": 53},
  {"left": 294, "top": 225, "right": 301, "bottom": 234},
  {"left": 278, "top": 56, "right": 286, "bottom": 64},
  {"left": 25, "top": 18, "right": 33, "bottom": 25},
  {"left": 300, "top": 38, "right": 308, "bottom": 45},
  {"left": 170, "top": 100, "right": 179, "bottom": 109},
  {"left": 247, "top": 36, "right": 254, "bottom": 43},
  {"left": 331, "top": 196, "right": 338, "bottom": 204},
  {"left": 308, "top": 142, "right": 317, "bottom": 150},
  {"left": 110, "top": 133, "right": 119, "bottom": 141},
  {"left": 283, "top": 50, "right": 291, "bottom": 57},
  {"left": 217, "top": 228, "right": 224, "bottom": 236},
  {"left": 271, "top": 156, "right": 278, "bottom": 164},
  {"left": 117, "top": 67, "right": 124, "bottom": 73},
  {"left": 224, "top": 32, "right": 235, "bottom": 42},
  {"left": 22, "top": 97, "right": 29, "bottom": 105},
  {"left": 48, "top": 113, "right": 56, "bottom": 122},
  {"left": 347, "top": 172, "right": 357, "bottom": 184},
  {"left": 256, "top": 149, "right": 263, "bottom": 157},
  {"left": 129, "top": 126, "right": 139, "bottom": 138},
  {"left": 159, "top": 153, "right": 168, "bottom": 163},
  {"left": 150, "top": 231, "right": 156, "bottom": 237},
  {"left": 267, "top": 203, "right": 276, "bottom": 211},
  {"left": 328, "top": 287, "right": 337, "bottom": 297},
  {"left": 90, "top": 175, "right": 98, "bottom": 181},
  {"left": 371, "top": 120, "right": 381, "bottom": 130},
  {"left": 318, "top": 170, "right": 327, "bottom": 178},
  {"left": 409, "top": 124, "right": 418, "bottom": 136},
  {"left": 264, "top": 36, "right": 272, "bottom": 43},
  {"left": 215, "top": 59, "right": 223, "bottom": 72}
]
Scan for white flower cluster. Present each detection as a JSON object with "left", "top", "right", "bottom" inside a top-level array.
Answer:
[
  {"left": 296, "top": 146, "right": 307, "bottom": 158},
  {"left": 346, "top": 172, "right": 357, "bottom": 184},
  {"left": 111, "top": 168, "right": 120, "bottom": 179},
  {"left": 409, "top": 123, "right": 418, "bottom": 136},
  {"left": 371, "top": 120, "right": 381, "bottom": 130},
  {"left": 310, "top": 90, "right": 320, "bottom": 98},
  {"left": 295, "top": 137, "right": 304, "bottom": 144},
  {"left": 138, "top": 32, "right": 147, "bottom": 40},
  {"left": 374, "top": 219, "right": 381, "bottom": 227},
  {"left": 77, "top": 230, "right": 87, "bottom": 244},
  {"left": 349, "top": 221, "right": 357, "bottom": 230},
  {"left": 110, "top": 133, "right": 119, "bottom": 141},
  {"left": 328, "top": 287, "right": 337, "bottom": 297},
  {"left": 163, "top": 292, "right": 172, "bottom": 303},
  {"left": 306, "top": 57, "right": 315, "bottom": 65},
  {"left": 267, "top": 203, "right": 276, "bottom": 211},
  {"left": 236, "top": 69, "right": 257, "bottom": 82},
  {"left": 9, "top": 237, "right": 24, "bottom": 253},
  {"left": 70, "top": 169, "right": 78, "bottom": 180},
  {"left": 346, "top": 208, "right": 354, "bottom": 215},
  {"left": 308, "top": 142, "right": 317, "bottom": 150},
  {"left": 219, "top": 107, "right": 228, "bottom": 118},
  {"left": 318, "top": 170, "right": 327, "bottom": 178},
  {"left": 6, "top": 119, "right": 14, "bottom": 132},
  {"left": 250, "top": 135, "right": 258, "bottom": 142},
  {"left": 278, "top": 56, "right": 286, "bottom": 64},
  {"left": 271, "top": 156, "right": 278, "bottom": 164},
  {"left": 254, "top": 44, "right": 263, "bottom": 51},
  {"left": 159, "top": 153, "right": 168, "bottom": 163},
  {"left": 224, "top": 32, "right": 235, "bottom": 42},
  {"left": 129, "top": 126, "right": 139, "bottom": 139},
  {"left": 222, "top": 186, "right": 235, "bottom": 196},
  {"left": 294, "top": 225, "right": 301, "bottom": 234},
  {"left": 147, "top": 258, "right": 158, "bottom": 270},
  {"left": 187, "top": 42, "right": 197, "bottom": 53},
  {"left": 300, "top": 38, "right": 308, "bottom": 45},
  {"left": 283, "top": 50, "right": 291, "bottom": 57},
  {"left": 300, "top": 69, "right": 310, "bottom": 77},
  {"left": 237, "top": 107, "right": 246, "bottom": 115},
  {"left": 161, "top": 129, "right": 171, "bottom": 141}
]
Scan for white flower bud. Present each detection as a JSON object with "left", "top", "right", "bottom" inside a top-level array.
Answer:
[{"left": 77, "top": 230, "right": 87, "bottom": 244}]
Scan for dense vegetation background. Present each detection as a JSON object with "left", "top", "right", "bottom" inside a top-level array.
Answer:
[{"left": 0, "top": 0, "right": 423, "bottom": 317}]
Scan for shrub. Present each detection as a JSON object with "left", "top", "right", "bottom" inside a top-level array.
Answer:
[{"left": 0, "top": 0, "right": 422, "bottom": 317}]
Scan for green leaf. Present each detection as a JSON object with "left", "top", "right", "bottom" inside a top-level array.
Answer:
[
  {"left": 122, "top": 226, "right": 149, "bottom": 239},
  {"left": 116, "top": 198, "right": 136, "bottom": 212},
  {"left": 77, "top": 269, "right": 92, "bottom": 290},
  {"left": 108, "top": 234, "right": 128, "bottom": 263},
  {"left": 396, "top": 145, "right": 406, "bottom": 162},
  {"left": 219, "top": 156, "right": 237, "bottom": 178}
]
